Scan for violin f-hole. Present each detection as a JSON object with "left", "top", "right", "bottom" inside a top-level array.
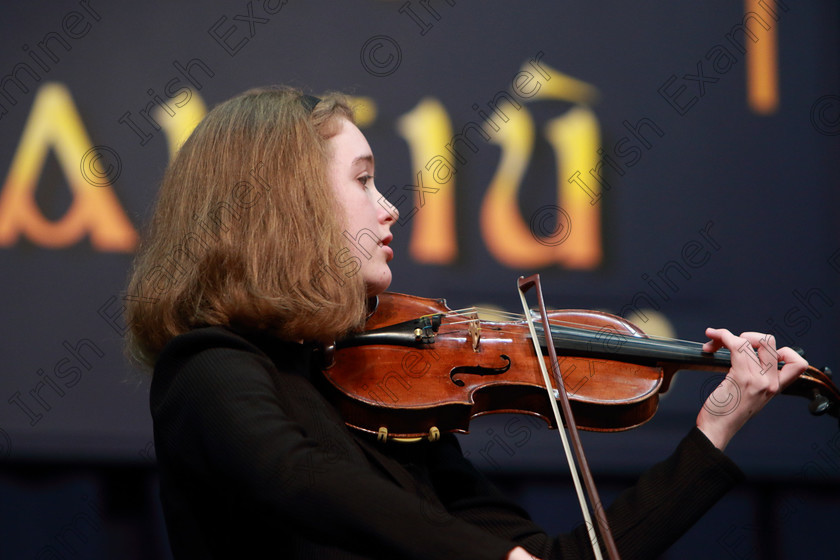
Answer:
[{"left": 449, "top": 355, "right": 512, "bottom": 386}]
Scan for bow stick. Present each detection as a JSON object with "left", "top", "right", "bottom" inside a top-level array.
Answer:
[{"left": 517, "top": 274, "right": 620, "bottom": 560}]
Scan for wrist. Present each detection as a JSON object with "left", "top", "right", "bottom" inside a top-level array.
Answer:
[{"left": 696, "top": 415, "right": 733, "bottom": 451}]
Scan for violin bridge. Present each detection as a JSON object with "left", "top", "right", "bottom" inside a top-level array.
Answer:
[{"left": 468, "top": 313, "right": 481, "bottom": 352}]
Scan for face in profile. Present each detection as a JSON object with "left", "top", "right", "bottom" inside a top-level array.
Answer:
[{"left": 327, "top": 118, "right": 399, "bottom": 296}]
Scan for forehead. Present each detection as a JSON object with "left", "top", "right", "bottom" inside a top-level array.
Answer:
[{"left": 328, "top": 118, "right": 373, "bottom": 165}]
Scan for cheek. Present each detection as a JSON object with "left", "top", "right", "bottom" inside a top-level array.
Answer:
[
  {"left": 343, "top": 195, "right": 369, "bottom": 233},
  {"left": 344, "top": 190, "right": 376, "bottom": 230},
  {"left": 332, "top": 182, "right": 361, "bottom": 226}
]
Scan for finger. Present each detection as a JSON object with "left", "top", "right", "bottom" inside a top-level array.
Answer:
[
  {"left": 738, "top": 332, "right": 777, "bottom": 352},
  {"left": 740, "top": 332, "right": 778, "bottom": 377},
  {"left": 775, "top": 346, "right": 809, "bottom": 389},
  {"left": 709, "top": 328, "right": 761, "bottom": 371},
  {"left": 703, "top": 327, "right": 733, "bottom": 353}
]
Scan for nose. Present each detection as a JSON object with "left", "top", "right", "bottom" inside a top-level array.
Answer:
[{"left": 377, "top": 189, "right": 399, "bottom": 225}]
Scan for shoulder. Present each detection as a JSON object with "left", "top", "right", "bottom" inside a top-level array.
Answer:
[
  {"left": 152, "top": 327, "right": 269, "bottom": 389},
  {"left": 150, "top": 326, "right": 314, "bottom": 413},
  {"left": 155, "top": 326, "right": 269, "bottom": 367},
  {"left": 155, "top": 325, "right": 313, "bottom": 375}
]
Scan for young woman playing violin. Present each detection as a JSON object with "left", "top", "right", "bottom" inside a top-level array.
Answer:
[{"left": 126, "top": 87, "right": 808, "bottom": 559}]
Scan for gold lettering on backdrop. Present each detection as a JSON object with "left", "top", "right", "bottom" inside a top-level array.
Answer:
[
  {"left": 745, "top": 0, "right": 780, "bottom": 114},
  {"left": 0, "top": 76, "right": 602, "bottom": 266},
  {"left": 396, "top": 98, "right": 457, "bottom": 263},
  {"left": 543, "top": 107, "right": 601, "bottom": 268},
  {"left": 481, "top": 61, "right": 601, "bottom": 268},
  {"left": 155, "top": 94, "right": 207, "bottom": 159},
  {"left": 0, "top": 83, "right": 137, "bottom": 251},
  {"left": 479, "top": 99, "right": 538, "bottom": 267},
  {"left": 347, "top": 96, "right": 378, "bottom": 129}
]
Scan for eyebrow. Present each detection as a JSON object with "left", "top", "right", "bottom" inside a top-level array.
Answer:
[{"left": 352, "top": 154, "right": 375, "bottom": 167}]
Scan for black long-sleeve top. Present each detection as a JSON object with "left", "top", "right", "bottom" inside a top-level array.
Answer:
[{"left": 150, "top": 326, "right": 744, "bottom": 559}]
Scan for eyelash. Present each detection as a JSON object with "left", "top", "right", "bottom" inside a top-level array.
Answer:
[{"left": 357, "top": 174, "right": 374, "bottom": 188}]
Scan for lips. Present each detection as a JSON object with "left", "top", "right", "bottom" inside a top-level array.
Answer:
[{"left": 380, "top": 234, "right": 394, "bottom": 261}]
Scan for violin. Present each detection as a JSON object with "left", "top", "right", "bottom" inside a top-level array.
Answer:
[
  {"left": 319, "top": 291, "right": 840, "bottom": 441},
  {"left": 320, "top": 285, "right": 838, "bottom": 560}
]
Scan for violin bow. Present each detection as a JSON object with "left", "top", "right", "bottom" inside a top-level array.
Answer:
[{"left": 517, "top": 274, "right": 620, "bottom": 560}]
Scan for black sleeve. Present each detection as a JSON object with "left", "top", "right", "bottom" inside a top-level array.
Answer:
[
  {"left": 151, "top": 330, "right": 518, "bottom": 560},
  {"left": 426, "top": 429, "right": 744, "bottom": 560}
]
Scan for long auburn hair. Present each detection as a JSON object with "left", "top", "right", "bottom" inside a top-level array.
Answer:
[{"left": 125, "top": 87, "right": 368, "bottom": 367}]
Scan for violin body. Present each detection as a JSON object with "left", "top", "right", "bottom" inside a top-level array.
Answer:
[{"left": 318, "top": 292, "right": 839, "bottom": 440}]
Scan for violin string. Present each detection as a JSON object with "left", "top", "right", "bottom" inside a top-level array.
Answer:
[
  {"left": 437, "top": 309, "right": 687, "bottom": 346},
  {"left": 447, "top": 306, "right": 739, "bottom": 351},
  {"left": 432, "top": 308, "right": 765, "bottom": 368},
  {"left": 433, "top": 308, "right": 734, "bottom": 364},
  {"left": 442, "top": 306, "right": 736, "bottom": 353}
]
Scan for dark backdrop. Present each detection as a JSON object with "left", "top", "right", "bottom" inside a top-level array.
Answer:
[{"left": 1, "top": 1, "right": 838, "bottom": 558}]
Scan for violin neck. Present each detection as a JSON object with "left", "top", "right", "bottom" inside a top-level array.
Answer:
[{"left": 542, "top": 324, "right": 732, "bottom": 371}]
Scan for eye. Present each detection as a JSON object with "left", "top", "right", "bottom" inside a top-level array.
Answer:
[{"left": 357, "top": 174, "right": 374, "bottom": 188}]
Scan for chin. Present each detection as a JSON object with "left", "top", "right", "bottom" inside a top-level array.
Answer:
[{"left": 365, "top": 270, "right": 392, "bottom": 296}]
